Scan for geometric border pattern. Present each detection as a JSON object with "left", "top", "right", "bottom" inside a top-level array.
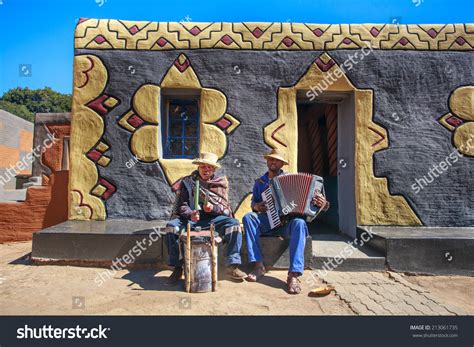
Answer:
[{"left": 75, "top": 20, "right": 474, "bottom": 51}]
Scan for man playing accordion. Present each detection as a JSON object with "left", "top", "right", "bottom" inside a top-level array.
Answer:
[{"left": 242, "top": 149, "right": 329, "bottom": 294}]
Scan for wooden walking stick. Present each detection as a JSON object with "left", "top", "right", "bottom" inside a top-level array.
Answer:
[
  {"left": 185, "top": 222, "right": 191, "bottom": 293},
  {"left": 210, "top": 223, "right": 217, "bottom": 292}
]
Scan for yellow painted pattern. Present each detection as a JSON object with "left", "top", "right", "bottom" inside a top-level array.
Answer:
[
  {"left": 264, "top": 87, "right": 298, "bottom": 173},
  {"left": 133, "top": 84, "right": 160, "bottom": 123},
  {"left": 130, "top": 125, "right": 160, "bottom": 162},
  {"left": 75, "top": 20, "right": 474, "bottom": 51},
  {"left": 234, "top": 193, "right": 253, "bottom": 225},
  {"left": 449, "top": 86, "right": 474, "bottom": 121},
  {"left": 353, "top": 90, "right": 421, "bottom": 225},
  {"left": 439, "top": 86, "right": 474, "bottom": 157},
  {"left": 116, "top": 54, "right": 240, "bottom": 185},
  {"left": 71, "top": 20, "right": 469, "bottom": 223},
  {"left": 160, "top": 61, "right": 201, "bottom": 89},
  {"left": 263, "top": 52, "right": 422, "bottom": 226},
  {"left": 97, "top": 156, "right": 111, "bottom": 167},
  {"left": 69, "top": 55, "right": 108, "bottom": 220},
  {"left": 121, "top": 84, "right": 160, "bottom": 162},
  {"left": 222, "top": 113, "right": 241, "bottom": 134},
  {"left": 70, "top": 190, "right": 93, "bottom": 219},
  {"left": 118, "top": 110, "right": 138, "bottom": 132},
  {"left": 453, "top": 122, "right": 474, "bottom": 156}
]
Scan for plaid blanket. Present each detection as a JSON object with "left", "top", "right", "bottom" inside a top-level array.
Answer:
[{"left": 170, "top": 170, "right": 233, "bottom": 220}]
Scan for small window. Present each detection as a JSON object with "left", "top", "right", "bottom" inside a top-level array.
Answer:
[{"left": 162, "top": 95, "right": 200, "bottom": 159}]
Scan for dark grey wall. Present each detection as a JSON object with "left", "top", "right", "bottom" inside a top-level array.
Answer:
[{"left": 75, "top": 48, "right": 473, "bottom": 226}]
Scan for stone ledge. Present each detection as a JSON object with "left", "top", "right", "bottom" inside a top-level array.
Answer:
[
  {"left": 32, "top": 220, "right": 313, "bottom": 270},
  {"left": 358, "top": 226, "right": 474, "bottom": 275}
]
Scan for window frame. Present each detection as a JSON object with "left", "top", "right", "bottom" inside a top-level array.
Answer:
[{"left": 161, "top": 89, "right": 201, "bottom": 159}]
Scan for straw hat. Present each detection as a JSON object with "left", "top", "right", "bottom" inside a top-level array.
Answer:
[
  {"left": 192, "top": 152, "right": 221, "bottom": 169},
  {"left": 263, "top": 148, "right": 288, "bottom": 165}
]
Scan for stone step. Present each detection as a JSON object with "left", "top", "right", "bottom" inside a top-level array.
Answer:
[
  {"left": 311, "top": 233, "right": 386, "bottom": 272},
  {"left": 0, "top": 188, "right": 27, "bottom": 202},
  {"left": 31, "top": 220, "right": 313, "bottom": 270},
  {"left": 358, "top": 226, "right": 474, "bottom": 275}
]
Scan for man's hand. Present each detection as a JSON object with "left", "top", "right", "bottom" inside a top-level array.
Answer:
[
  {"left": 253, "top": 201, "right": 267, "bottom": 213},
  {"left": 312, "top": 194, "right": 327, "bottom": 208},
  {"left": 203, "top": 202, "right": 213, "bottom": 213},
  {"left": 191, "top": 210, "right": 200, "bottom": 222}
]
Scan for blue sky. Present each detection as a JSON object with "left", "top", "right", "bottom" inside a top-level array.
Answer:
[{"left": 0, "top": 0, "right": 472, "bottom": 96}]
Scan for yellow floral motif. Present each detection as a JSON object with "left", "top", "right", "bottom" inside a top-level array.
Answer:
[
  {"left": 117, "top": 54, "right": 240, "bottom": 185},
  {"left": 438, "top": 86, "right": 474, "bottom": 157}
]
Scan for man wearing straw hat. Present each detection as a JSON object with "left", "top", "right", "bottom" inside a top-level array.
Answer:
[
  {"left": 242, "top": 149, "right": 329, "bottom": 294},
  {"left": 164, "top": 151, "right": 247, "bottom": 286}
]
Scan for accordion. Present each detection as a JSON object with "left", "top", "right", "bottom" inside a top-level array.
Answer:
[{"left": 261, "top": 173, "right": 325, "bottom": 230}]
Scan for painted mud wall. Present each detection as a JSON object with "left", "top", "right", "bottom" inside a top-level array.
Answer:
[
  {"left": 69, "top": 20, "right": 473, "bottom": 227},
  {"left": 0, "top": 110, "right": 33, "bottom": 190},
  {"left": 0, "top": 113, "right": 70, "bottom": 242}
]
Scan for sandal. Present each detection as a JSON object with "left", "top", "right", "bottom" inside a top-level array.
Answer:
[
  {"left": 226, "top": 265, "right": 248, "bottom": 281},
  {"left": 246, "top": 266, "right": 266, "bottom": 282},
  {"left": 287, "top": 275, "right": 301, "bottom": 294}
]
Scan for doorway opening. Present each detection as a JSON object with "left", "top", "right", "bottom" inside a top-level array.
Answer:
[
  {"left": 296, "top": 91, "right": 356, "bottom": 238},
  {"left": 297, "top": 102, "right": 339, "bottom": 234}
]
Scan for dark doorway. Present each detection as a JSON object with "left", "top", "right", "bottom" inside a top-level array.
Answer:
[{"left": 297, "top": 102, "right": 339, "bottom": 234}]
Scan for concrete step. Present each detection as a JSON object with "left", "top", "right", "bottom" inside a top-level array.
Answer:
[
  {"left": 32, "top": 220, "right": 170, "bottom": 267},
  {"left": 311, "top": 233, "right": 386, "bottom": 272},
  {"left": 358, "top": 226, "right": 474, "bottom": 275},
  {"left": 0, "top": 188, "right": 27, "bottom": 202},
  {"left": 31, "top": 220, "right": 314, "bottom": 270}
]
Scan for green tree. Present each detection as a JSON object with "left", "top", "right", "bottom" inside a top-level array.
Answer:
[
  {"left": 0, "top": 87, "right": 72, "bottom": 122},
  {"left": 0, "top": 100, "right": 34, "bottom": 122}
]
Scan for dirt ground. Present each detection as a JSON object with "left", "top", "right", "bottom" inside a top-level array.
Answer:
[
  {"left": 0, "top": 241, "right": 472, "bottom": 315},
  {"left": 0, "top": 241, "right": 351, "bottom": 315}
]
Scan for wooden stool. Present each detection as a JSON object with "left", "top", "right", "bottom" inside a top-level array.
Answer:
[{"left": 180, "top": 223, "right": 219, "bottom": 293}]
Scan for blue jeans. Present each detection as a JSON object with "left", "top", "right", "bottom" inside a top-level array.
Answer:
[
  {"left": 166, "top": 215, "right": 242, "bottom": 267},
  {"left": 242, "top": 212, "right": 308, "bottom": 274}
]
